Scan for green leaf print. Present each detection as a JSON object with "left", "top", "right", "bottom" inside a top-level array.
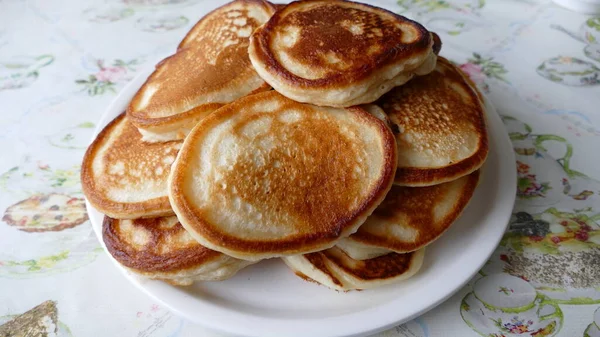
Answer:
[
  {"left": 490, "top": 317, "right": 504, "bottom": 330},
  {"left": 113, "top": 59, "right": 140, "bottom": 71},
  {"left": 0, "top": 166, "right": 19, "bottom": 190},
  {"left": 467, "top": 53, "right": 509, "bottom": 83},
  {"left": 3, "top": 251, "right": 70, "bottom": 271},
  {"left": 397, "top": 0, "right": 451, "bottom": 12},
  {"left": 61, "top": 133, "right": 74, "bottom": 142},
  {"left": 586, "top": 17, "right": 600, "bottom": 30},
  {"left": 49, "top": 168, "right": 79, "bottom": 188},
  {"left": 460, "top": 299, "right": 470, "bottom": 312},
  {"left": 585, "top": 32, "right": 596, "bottom": 44},
  {"left": 77, "top": 122, "right": 95, "bottom": 128}
]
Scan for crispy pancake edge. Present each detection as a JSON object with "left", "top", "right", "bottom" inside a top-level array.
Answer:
[
  {"left": 389, "top": 57, "right": 489, "bottom": 186},
  {"left": 168, "top": 91, "right": 398, "bottom": 260},
  {"left": 81, "top": 113, "right": 174, "bottom": 219},
  {"left": 283, "top": 248, "right": 424, "bottom": 291},
  {"left": 349, "top": 169, "right": 481, "bottom": 253},
  {"left": 127, "top": 82, "right": 271, "bottom": 129},
  {"left": 249, "top": 0, "right": 432, "bottom": 88},
  {"left": 102, "top": 216, "right": 223, "bottom": 273}
]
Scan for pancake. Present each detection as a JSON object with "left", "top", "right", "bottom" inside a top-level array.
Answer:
[
  {"left": 361, "top": 103, "right": 391, "bottom": 128},
  {"left": 337, "top": 170, "right": 480, "bottom": 260},
  {"left": 81, "top": 113, "right": 181, "bottom": 219},
  {"left": 379, "top": 57, "right": 488, "bottom": 186},
  {"left": 127, "top": 0, "right": 276, "bottom": 142},
  {"left": 249, "top": 0, "right": 438, "bottom": 107},
  {"left": 168, "top": 91, "right": 397, "bottom": 261},
  {"left": 103, "top": 216, "right": 253, "bottom": 285},
  {"left": 282, "top": 247, "right": 424, "bottom": 291}
]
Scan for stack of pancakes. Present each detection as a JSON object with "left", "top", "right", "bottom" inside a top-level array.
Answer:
[{"left": 82, "top": 0, "right": 488, "bottom": 291}]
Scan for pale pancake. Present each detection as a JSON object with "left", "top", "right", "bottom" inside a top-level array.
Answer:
[
  {"left": 379, "top": 57, "right": 488, "bottom": 186},
  {"left": 168, "top": 91, "right": 397, "bottom": 261},
  {"left": 127, "top": 0, "right": 276, "bottom": 142},
  {"left": 282, "top": 247, "right": 424, "bottom": 291},
  {"left": 361, "top": 103, "right": 391, "bottom": 128},
  {"left": 249, "top": 0, "right": 438, "bottom": 107},
  {"left": 103, "top": 216, "right": 253, "bottom": 285},
  {"left": 81, "top": 113, "right": 181, "bottom": 219},
  {"left": 338, "top": 170, "right": 480, "bottom": 260}
]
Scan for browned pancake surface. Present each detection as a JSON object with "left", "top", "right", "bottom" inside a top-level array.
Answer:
[
  {"left": 169, "top": 91, "right": 397, "bottom": 259},
  {"left": 252, "top": 0, "right": 431, "bottom": 85},
  {"left": 349, "top": 170, "right": 480, "bottom": 252},
  {"left": 315, "top": 248, "right": 416, "bottom": 281},
  {"left": 128, "top": 0, "right": 275, "bottom": 126},
  {"left": 81, "top": 114, "right": 181, "bottom": 218},
  {"left": 379, "top": 57, "right": 488, "bottom": 186},
  {"left": 103, "top": 216, "right": 221, "bottom": 272}
]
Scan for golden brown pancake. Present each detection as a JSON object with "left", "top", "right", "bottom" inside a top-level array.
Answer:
[
  {"left": 127, "top": 0, "right": 276, "bottom": 142},
  {"left": 81, "top": 113, "right": 181, "bottom": 219},
  {"left": 337, "top": 170, "right": 480, "bottom": 259},
  {"left": 282, "top": 247, "right": 424, "bottom": 291},
  {"left": 379, "top": 57, "right": 488, "bottom": 186},
  {"left": 103, "top": 216, "right": 254, "bottom": 286},
  {"left": 168, "top": 91, "right": 397, "bottom": 261},
  {"left": 249, "top": 0, "right": 438, "bottom": 107}
]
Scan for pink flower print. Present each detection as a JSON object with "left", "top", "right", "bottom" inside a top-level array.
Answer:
[
  {"left": 460, "top": 63, "right": 485, "bottom": 82},
  {"left": 96, "top": 66, "right": 126, "bottom": 83},
  {"left": 136, "top": 311, "right": 143, "bottom": 318},
  {"left": 76, "top": 58, "right": 140, "bottom": 95},
  {"left": 150, "top": 304, "right": 160, "bottom": 312},
  {"left": 575, "top": 230, "right": 589, "bottom": 242},
  {"left": 19, "top": 217, "right": 29, "bottom": 226},
  {"left": 530, "top": 235, "right": 544, "bottom": 242}
]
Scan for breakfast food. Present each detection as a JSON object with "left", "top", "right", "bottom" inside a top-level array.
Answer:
[
  {"left": 337, "top": 170, "right": 480, "bottom": 260},
  {"left": 127, "top": 0, "right": 276, "bottom": 142},
  {"left": 282, "top": 247, "right": 424, "bottom": 291},
  {"left": 81, "top": 113, "right": 181, "bottom": 219},
  {"left": 82, "top": 0, "right": 490, "bottom": 291},
  {"left": 103, "top": 216, "right": 253, "bottom": 285},
  {"left": 249, "top": 0, "right": 438, "bottom": 107},
  {"left": 168, "top": 91, "right": 397, "bottom": 261},
  {"left": 379, "top": 57, "right": 488, "bottom": 186}
]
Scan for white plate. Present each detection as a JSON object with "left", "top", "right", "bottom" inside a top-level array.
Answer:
[{"left": 87, "top": 66, "right": 517, "bottom": 337}]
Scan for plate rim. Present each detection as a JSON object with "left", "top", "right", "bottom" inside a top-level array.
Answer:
[{"left": 86, "top": 65, "right": 517, "bottom": 337}]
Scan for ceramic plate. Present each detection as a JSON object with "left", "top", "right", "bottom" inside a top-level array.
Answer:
[{"left": 86, "top": 65, "right": 517, "bottom": 337}]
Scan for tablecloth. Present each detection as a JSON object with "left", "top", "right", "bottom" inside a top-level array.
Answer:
[{"left": 1, "top": 0, "right": 599, "bottom": 336}]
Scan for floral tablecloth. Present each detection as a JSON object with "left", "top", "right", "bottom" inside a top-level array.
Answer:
[{"left": 1, "top": 0, "right": 599, "bottom": 336}]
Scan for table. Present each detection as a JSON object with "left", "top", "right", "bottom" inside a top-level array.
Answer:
[{"left": 1, "top": 0, "right": 599, "bottom": 336}]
